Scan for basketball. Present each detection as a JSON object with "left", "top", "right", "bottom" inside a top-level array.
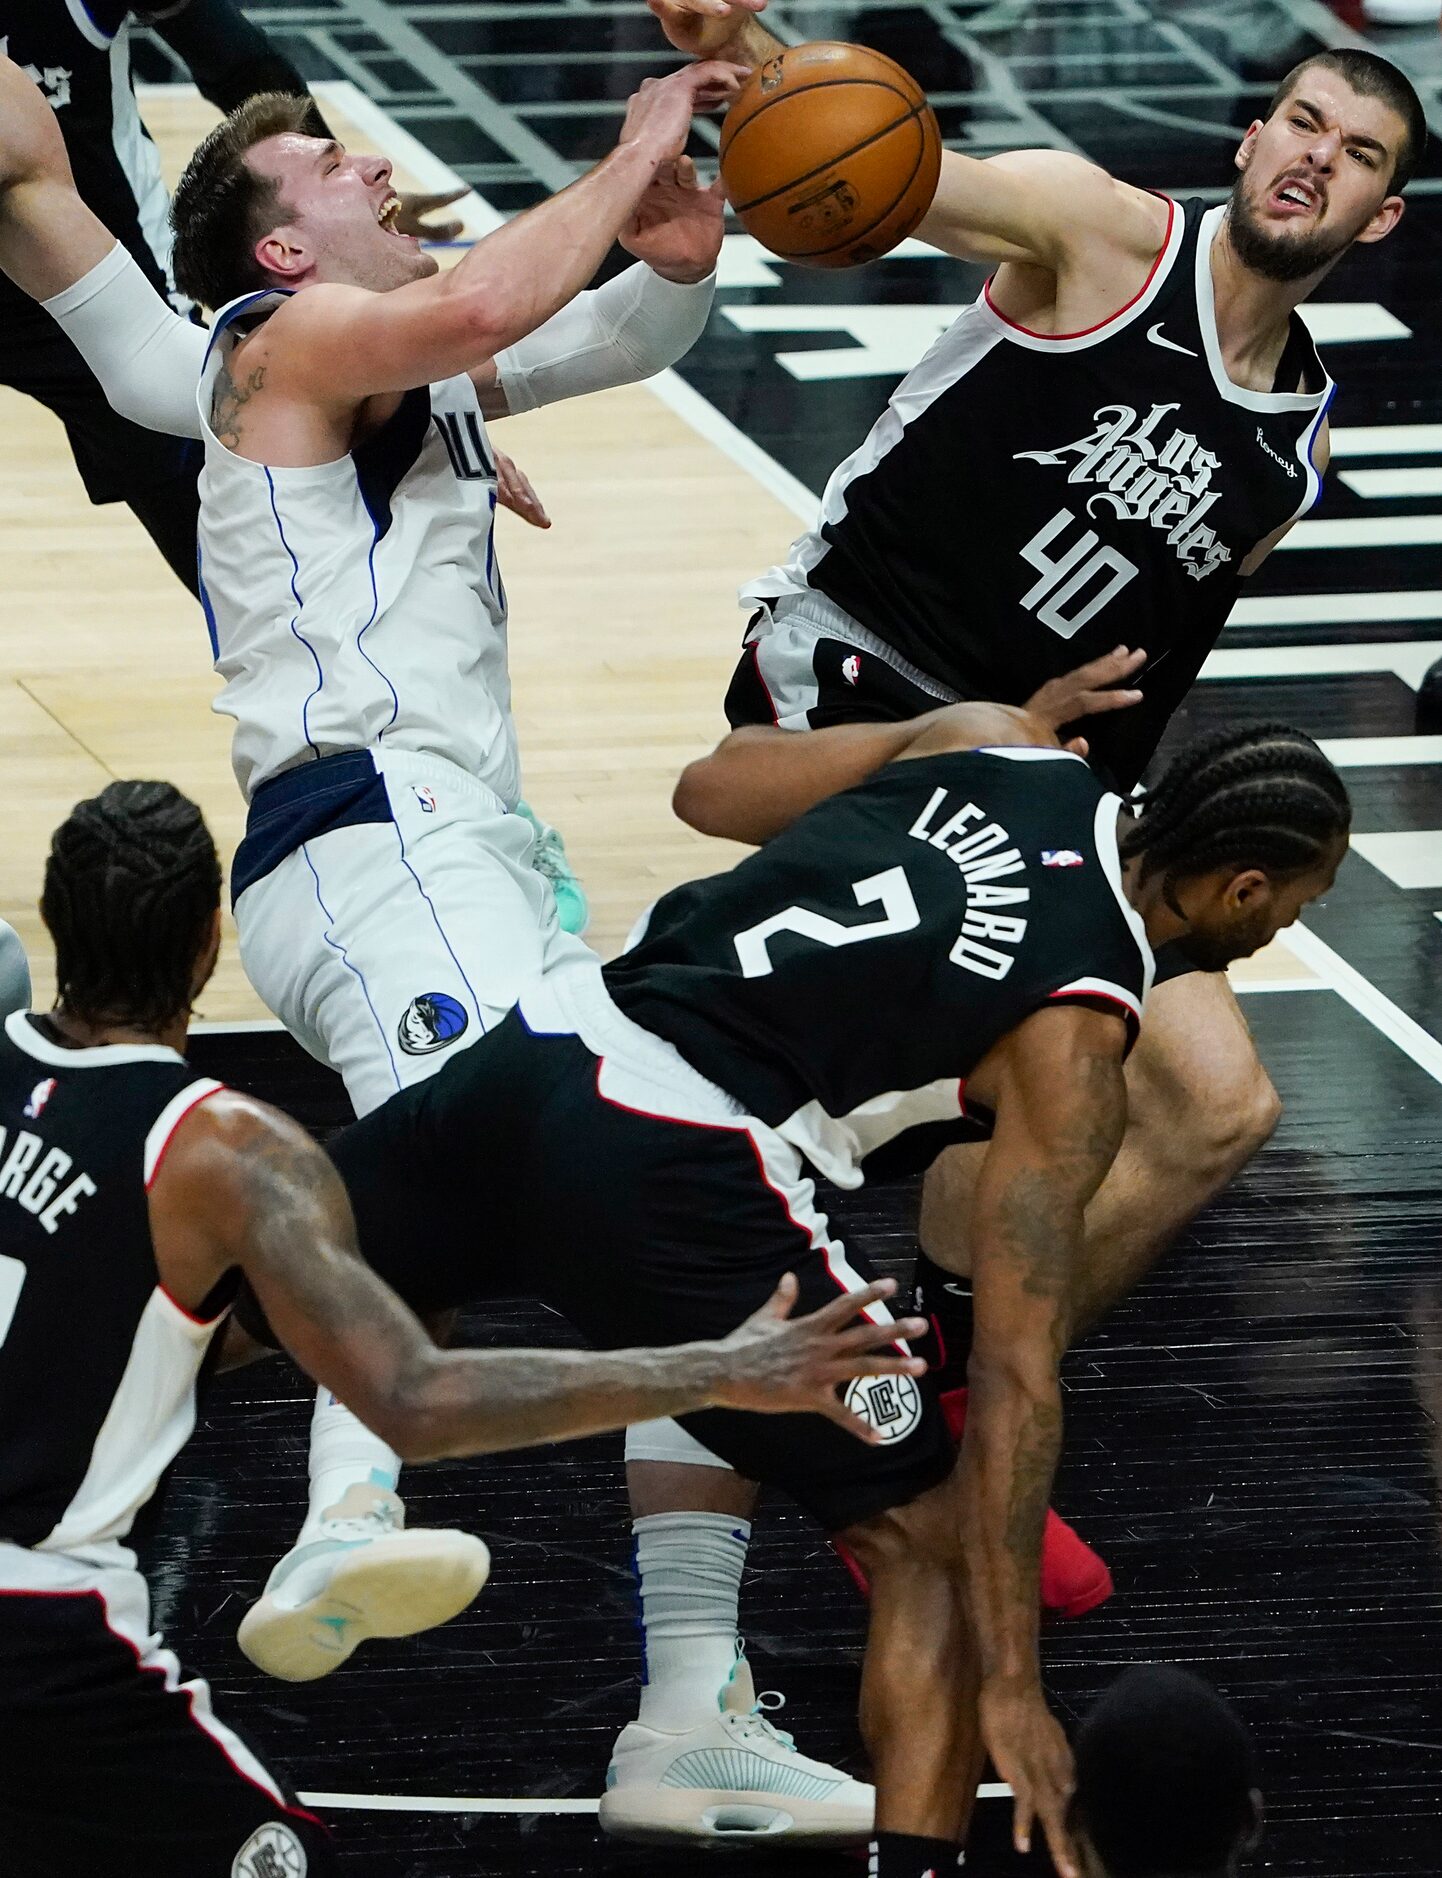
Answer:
[{"left": 718, "top": 42, "right": 942, "bottom": 269}]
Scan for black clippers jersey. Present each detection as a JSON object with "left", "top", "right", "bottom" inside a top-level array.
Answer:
[
  {"left": 0, "top": 1013, "right": 227, "bottom": 1553},
  {"left": 0, "top": 2, "right": 182, "bottom": 333},
  {"left": 746, "top": 198, "right": 1333, "bottom": 788},
  {"left": 606, "top": 747, "right": 1153, "bottom": 1185}
]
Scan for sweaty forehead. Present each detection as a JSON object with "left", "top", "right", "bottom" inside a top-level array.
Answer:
[
  {"left": 245, "top": 132, "right": 334, "bottom": 185},
  {"left": 1275, "top": 70, "right": 1404, "bottom": 147}
]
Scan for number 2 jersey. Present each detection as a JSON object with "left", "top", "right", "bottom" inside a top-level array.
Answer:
[
  {"left": 744, "top": 198, "right": 1333, "bottom": 789},
  {"left": 604, "top": 745, "right": 1154, "bottom": 1186},
  {"left": 0, "top": 1015, "right": 229, "bottom": 1557}
]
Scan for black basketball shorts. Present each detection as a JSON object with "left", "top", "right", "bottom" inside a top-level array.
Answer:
[
  {"left": 309, "top": 969, "right": 959, "bottom": 1534},
  {"left": 0, "top": 1548, "right": 332, "bottom": 1877},
  {"left": 725, "top": 599, "right": 965, "bottom": 732}
]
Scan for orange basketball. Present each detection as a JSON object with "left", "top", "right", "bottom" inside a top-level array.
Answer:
[{"left": 719, "top": 42, "right": 942, "bottom": 269}]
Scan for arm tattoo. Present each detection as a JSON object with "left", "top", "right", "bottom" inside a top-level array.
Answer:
[{"left": 211, "top": 356, "right": 266, "bottom": 449}]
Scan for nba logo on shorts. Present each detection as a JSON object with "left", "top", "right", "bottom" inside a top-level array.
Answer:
[
  {"left": 843, "top": 1373, "right": 922, "bottom": 1443},
  {"left": 398, "top": 991, "right": 470, "bottom": 1056},
  {"left": 412, "top": 785, "right": 438, "bottom": 814},
  {"left": 231, "top": 1821, "right": 307, "bottom": 1877},
  {"left": 841, "top": 654, "right": 862, "bottom": 686}
]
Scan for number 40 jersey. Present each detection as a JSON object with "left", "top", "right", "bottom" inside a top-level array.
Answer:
[{"left": 604, "top": 745, "right": 1155, "bottom": 1187}]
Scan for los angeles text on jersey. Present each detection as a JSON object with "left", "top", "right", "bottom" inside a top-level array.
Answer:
[
  {"left": 0, "top": 1125, "right": 97, "bottom": 1235},
  {"left": 909, "top": 787, "right": 1029, "bottom": 979}
]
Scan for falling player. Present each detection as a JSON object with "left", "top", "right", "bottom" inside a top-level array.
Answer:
[
  {"left": 0, "top": 778, "right": 918, "bottom": 1876},
  {"left": 254, "top": 706, "right": 1351, "bottom": 1878},
  {"left": 644, "top": 4, "right": 1424, "bottom": 1770}
]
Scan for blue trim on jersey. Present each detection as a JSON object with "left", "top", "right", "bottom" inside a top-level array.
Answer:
[
  {"left": 384, "top": 799, "right": 486, "bottom": 1034},
  {"left": 1303, "top": 381, "right": 1338, "bottom": 516},
  {"left": 202, "top": 290, "right": 290, "bottom": 365},
  {"left": 232, "top": 751, "right": 391, "bottom": 905},
  {"left": 350, "top": 391, "right": 429, "bottom": 741},
  {"left": 264, "top": 468, "right": 324, "bottom": 760},
  {"left": 302, "top": 842, "right": 401, "bottom": 1095},
  {"left": 484, "top": 488, "right": 498, "bottom": 593},
  {"left": 196, "top": 544, "right": 219, "bottom": 660},
  {"left": 354, "top": 514, "right": 401, "bottom": 739}
]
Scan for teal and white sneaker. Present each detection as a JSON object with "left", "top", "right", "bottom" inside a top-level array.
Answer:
[
  {"left": 516, "top": 800, "right": 589, "bottom": 937},
  {"left": 236, "top": 1485, "right": 490, "bottom": 1683},
  {"left": 599, "top": 1658, "right": 874, "bottom": 1846}
]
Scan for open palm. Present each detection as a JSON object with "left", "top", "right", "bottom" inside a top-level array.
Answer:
[{"left": 621, "top": 156, "right": 725, "bottom": 283}]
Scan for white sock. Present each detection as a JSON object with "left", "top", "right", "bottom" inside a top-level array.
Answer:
[
  {"left": 298, "top": 1388, "right": 403, "bottom": 1545},
  {"left": 632, "top": 1511, "right": 750, "bottom": 1732}
]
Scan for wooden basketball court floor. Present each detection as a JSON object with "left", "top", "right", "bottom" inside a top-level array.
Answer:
[{"left": 3, "top": 5, "right": 1442, "bottom": 1870}]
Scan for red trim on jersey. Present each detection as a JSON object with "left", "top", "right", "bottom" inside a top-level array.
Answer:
[
  {"left": 1047, "top": 987, "right": 1142, "bottom": 1052},
  {"left": 591, "top": 1060, "right": 905, "bottom": 1350},
  {"left": 0, "top": 1588, "right": 326, "bottom": 1833},
  {"left": 144, "top": 1083, "right": 226, "bottom": 1192},
  {"left": 156, "top": 1283, "right": 226, "bottom": 1329},
  {"left": 983, "top": 196, "right": 1176, "bottom": 340},
  {"left": 750, "top": 641, "right": 781, "bottom": 727}
]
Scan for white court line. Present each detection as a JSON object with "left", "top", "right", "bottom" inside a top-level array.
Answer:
[
  {"left": 1230, "top": 590, "right": 1442, "bottom": 627},
  {"left": 1281, "top": 515, "right": 1442, "bottom": 551},
  {"left": 1232, "top": 977, "right": 1329, "bottom": 994},
  {"left": 1285, "top": 923, "right": 1442, "bottom": 1088},
  {"left": 1202, "top": 642, "right": 1442, "bottom": 689},
  {"left": 1339, "top": 468, "right": 1442, "bottom": 501},
  {"left": 299, "top": 1787, "right": 1013, "bottom": 1812},
  {"left": 1330, "top": 423, "right": 1442, "bottom": 459},
  {"left": 1320, "top": 736, "right": 1442, "bottom": 768}
]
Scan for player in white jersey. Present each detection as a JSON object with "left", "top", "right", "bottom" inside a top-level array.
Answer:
[{"left": 1, "top": 57, "right": 888, "bottom": 1839}]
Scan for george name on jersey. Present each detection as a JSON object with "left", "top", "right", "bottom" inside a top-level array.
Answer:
[
  {"left": 0, "top": 1125, "right": 97, "bottom": 1235},
  {"left": 909, "top": 787, "right": 1030, "bottom": 981}
]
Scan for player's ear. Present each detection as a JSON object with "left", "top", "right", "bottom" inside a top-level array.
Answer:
[
  {"left": 1234, "top": 120, "right": 1263, "bottom": 172},
  {"left": 1356, "top": 192, "right": 1405, "bottom": 246},
  {"left": 1225, "top": 868, "right": 1269, "bottom": 910},
  {"left": 255, "top": 226, "right": 308, "bottom": 284}
]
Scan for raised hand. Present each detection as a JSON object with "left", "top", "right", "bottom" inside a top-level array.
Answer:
[
  {"left": 621, "top": 156, "right": 724, "bottom": 283},
  {"left": 618, "top": 60, "right": 750, "bottom": 169},
  {"left": 978, "top": 1674, "right": 1081, "bottom": 1878},
  {"left": 394, "top": 187, "right": 469, "bottom": 242},
  {"left": 712, "top": 1274, "right": 927, "bottom": 1437},
  {"left": 1025, "top": 645, "right": 1145, "bottom": 756},
  {"left": 647, "top": 0, "right": 771, "bottom": 60}
]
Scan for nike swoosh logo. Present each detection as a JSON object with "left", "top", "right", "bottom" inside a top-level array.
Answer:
[{"left": 1147, "top": 322, "right": 1198, "bottom": 357}]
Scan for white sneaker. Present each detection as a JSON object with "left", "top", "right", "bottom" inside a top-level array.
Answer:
[
  {"left": 1362, "top": 0, "right": 1438, "bottom": 22},
  {"left": 599, "top": 1658, "right": 875, "bottom": 1846},
  {"left": 237, "top": 1485, "right": 491, "bottom": 1682}
]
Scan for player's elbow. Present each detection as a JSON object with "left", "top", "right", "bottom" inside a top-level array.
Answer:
[
  {"left": 673, "top": 730, "right": 786, "bottom": 843},
  {"left": 673, "top": 752, "right": 733, "bottom": 837}
]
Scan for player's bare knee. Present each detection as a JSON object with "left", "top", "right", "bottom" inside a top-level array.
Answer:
[
  {"left": 839, "top": 1487, "right": 962, "bottom": 1582},
  {"left": 1130, "top": 1031, "right": 1279, "bottom": 1186}
]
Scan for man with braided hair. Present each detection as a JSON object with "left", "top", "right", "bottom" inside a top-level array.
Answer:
[
  {"left": 0, "top": 777, "right": 920, "bottom": 1876},
  {"left": 238, "top": 703, "right": 1349, "bottom": 1878}
]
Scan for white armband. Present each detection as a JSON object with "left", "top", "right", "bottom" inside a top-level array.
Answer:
[
  {"left": 494, "top": 263, "right": 714, "bottom": 415},
  {"left": 42, "top": 243, "right": 208, "bottom": 441}
]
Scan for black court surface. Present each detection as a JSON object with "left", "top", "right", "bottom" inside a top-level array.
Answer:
[{"left": 137, "top": 2, "right": 1442, "bottom": 1872}]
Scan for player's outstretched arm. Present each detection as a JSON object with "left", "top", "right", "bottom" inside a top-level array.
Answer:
[
  {"left": 0, "top": 57, "right": 208, "bottom": 439},
  {"left": 151, "top": 1092, "right": 924, "bottom": 1458},
  {"left": 270, "top": 61, "right": 742, "bottom": 404},
  {"left": 950, "top": 1004, "right": 1129, "bottom": 1878},
  {"left": 673, "top": 647, "right": 1145, "bottom": 844}
]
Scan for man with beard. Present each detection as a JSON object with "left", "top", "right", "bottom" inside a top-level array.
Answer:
[{"left": 639, "top": 20, "right": 1422, "bottom": 1749}]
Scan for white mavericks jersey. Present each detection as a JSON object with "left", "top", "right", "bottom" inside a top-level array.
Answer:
[{"left": 196, "top": 290, "right": 518, "bottom": 804}]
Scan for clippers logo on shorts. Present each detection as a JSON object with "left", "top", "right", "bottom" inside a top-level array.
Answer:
[
  {"left": 232, "top": 1821, "right": 307, "bottom": 1877},
  {"left": 841, "top": 654, "right": 862, "bottom": 686},
  {"left": 843, "top": 1373, "right": 922, "bottom": 1444},
  {"left": 397, "top": 992, "right": 469, "bottom": 1057}
]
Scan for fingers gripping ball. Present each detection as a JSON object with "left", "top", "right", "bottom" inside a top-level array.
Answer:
[{"left": 719, "top": 42, "right": 942, "bottom": 268}]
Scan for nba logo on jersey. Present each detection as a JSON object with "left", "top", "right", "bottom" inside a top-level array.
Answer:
[
  {"left": 1042, "top": 849, "right": 1085, "bottom": 868},
  {"left": 23, "top": 1078, "right": 57, "bottom": 1120},
  {"left": 841, "top": 654, "right": 862, "bottom": 686},
  {"left": 398, "top": 992, "right": 469, "bottom": 1056},
  {"left": 412, "top": 785, "right": 438, "bottom": 814},
  {"left": 231, "top": 1819, "right": 308, "bottom": 1876}
]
